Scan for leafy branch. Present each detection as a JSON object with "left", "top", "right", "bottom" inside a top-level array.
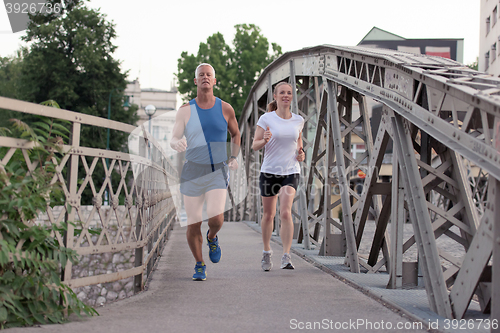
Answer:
[{"left": 0, "top": 104, "right": 98, "bottom": 328}]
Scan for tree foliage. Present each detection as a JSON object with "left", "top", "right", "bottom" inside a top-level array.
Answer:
[
  {"left": 176, "top": 24, "right": 282, "bottom": 119},
  {"left": 467, "top": 57, "right": 478, "bottom": 71},
  {"left": 0, "top": 50, "right": 27, "bottom": 128},
  {"left": 5, "top": 1, "right": 139, "bottom": 204},
  {"left": 15, "top": 1, "right": 138, "bottom": 150},
  {"left": 0, "top": 110, "right": 98, "bottom": 328},
  {"left": 0, "top": 49, "right": 26, "bottom": 101}
]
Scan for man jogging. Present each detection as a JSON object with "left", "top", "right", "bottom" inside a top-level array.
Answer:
[{"left": 170, "top": 63, "right": 240, "bottom": 281}]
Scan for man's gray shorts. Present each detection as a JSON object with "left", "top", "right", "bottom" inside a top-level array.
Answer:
[{"left": 180, "top": 160, "right": 229, "bottom": 197}]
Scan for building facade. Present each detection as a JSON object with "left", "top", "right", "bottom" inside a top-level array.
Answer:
[
  {"left": 125, "top": 79, "right": 178, "bottom": 155},
  {"left": 480, "top": 0, "right": 500, "bottom": 74},
  {"left": 358, "top": 27, "right": 464, "bottom": 62},
  {"left": 125, "top": 79, "right": 177, "bottom": 127}
]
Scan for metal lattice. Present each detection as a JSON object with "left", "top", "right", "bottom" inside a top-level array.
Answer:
[
  {"left": 239, "top": 45, "right": 500, "bottom": 320},
  {"left": 0, "top": 97, "right": 177, "bottom": 293}
]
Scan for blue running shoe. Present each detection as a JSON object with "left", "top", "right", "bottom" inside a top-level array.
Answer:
[
  {"left": 207, "top": 230, "right": 221, "bottom": 263},
  {"left": 193, "top": 262, "right": 206, "bottom": 281}
]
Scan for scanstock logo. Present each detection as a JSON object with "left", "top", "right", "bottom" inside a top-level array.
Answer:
[{"left": 3, "top": 0, "right": 62, "bottom": 33}]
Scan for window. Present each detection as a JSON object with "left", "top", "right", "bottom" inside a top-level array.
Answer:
[
  {"left": 152, "top": 125, "right": 160, "bottom": 140},
  {"left": 486, "top": 51, "right": 490, "bottom": 71},
  {"left": 487, "top": 16, "right": 491, "bottom": 35},
  {"left": 494, "top": 7, "right": 498, "bottom": 26},
  {"left": 493, "top": 43, "right": 497, "bottom": 62},
  {"left": 351, "top": 144, "right": 366, "bottom": 160}
]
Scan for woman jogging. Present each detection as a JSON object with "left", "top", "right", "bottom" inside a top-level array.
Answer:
[{"left": 252, "top": 81, "right": 305, "bottom": 271}]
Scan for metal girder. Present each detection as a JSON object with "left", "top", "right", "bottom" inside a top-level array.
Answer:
[
  {"left": 391, "top": 113, "right": 452, "bottom": 317},
  {"left": 326, "top": 80, "right": 359, "bottom": 271},
  {"left": 319, "top": 47, "right": 500, "bottom": 181},
  {"left": 352, "top": 108, "right": 392, "bottom": 274},
  {"left": 252, "top": 92, "right": 262, "bottom": 225},
  {"left": 290, "top": 60, "right": 311, "bottom": 250},
  {"left": 302, "top": 90, "right": 338, "bottom": 253},
  {"left": 450, "top": 212, "right": 492, "bottom": 318},
  {"left": 492, "top": 177, "right": 500, "bottom": 328},
  {"left": 388, "top": 140, "right": 404, "bottom": 289}
]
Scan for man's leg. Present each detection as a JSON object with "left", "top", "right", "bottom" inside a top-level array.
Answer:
[
  {"left": 204, "top": 188, "right": 226, "bottom": 263},
  {"left": 184, "top": 194, "right": 205, "bottom": 263}
]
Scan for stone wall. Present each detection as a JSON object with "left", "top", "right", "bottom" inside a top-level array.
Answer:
[
  {"left": 72, "top": 251, "right": 136, "bottom": 307},
  {"left": 37, "top": 206, "right": 143, "bottom": 307}
]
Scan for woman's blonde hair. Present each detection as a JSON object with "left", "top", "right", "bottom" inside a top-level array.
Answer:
[{"left": 267, "top": 82, "right": 293, "bottom": 112}]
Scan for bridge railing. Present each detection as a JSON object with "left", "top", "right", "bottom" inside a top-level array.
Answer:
[
  {"left": 0, "top": 97, "right": 177, "bottom": 302},
  {"left": 239, "top": 45, "right": 500, "bottom": 320}
]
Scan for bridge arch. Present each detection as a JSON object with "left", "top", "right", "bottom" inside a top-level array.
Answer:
[{"left": 239, "top": 45, "right": 500, "bottom": 319}]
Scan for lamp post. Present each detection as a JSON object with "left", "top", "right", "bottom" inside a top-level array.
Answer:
[
  {"left": 144, "top": 104, "right": 156, "bottom": 138},
  {"left": 144, "top": 104, "right": 156, "bottom": 162}
]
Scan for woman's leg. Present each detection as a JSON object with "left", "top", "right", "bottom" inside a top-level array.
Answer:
[
  {"left": 278, "top": 185, "right": 296, "bottom": 255},
  {"left": 261, "top": 195, "right": 278, "bottom": 251}
]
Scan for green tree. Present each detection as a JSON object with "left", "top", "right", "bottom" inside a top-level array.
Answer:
[
  {"left": 231, "top": 24, "right": 282, "bottom": 113},
  {"left": 0, "top": 49, "right": 25, "bottom": 100},
  {"left": 0, "top": 50, "right": 26, "bottom": 127},
  {"left": 20, "top": 1, "right": 138, "bottom": 149},
  {"left": 0, "top": 0, "right": 86, "bottom": 128},
  {"left": 177, "top": 32, "right": 233, "bottom": 108},
  {"left": 467, "top": 57, "right": 478, "bottom": 71},
  {"left": 15, "top": 1, "right": 138, "bottom": 204},
  {"left": 176, "top": 24, "right": 282, "bottom": 119}
]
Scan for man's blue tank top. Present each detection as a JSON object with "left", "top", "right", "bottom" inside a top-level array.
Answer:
[{"left": 185, "top": 98, "right": 228, "bottom": 165}]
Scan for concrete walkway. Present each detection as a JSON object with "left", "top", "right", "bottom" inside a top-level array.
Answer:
[{"left": 7, "top": 222, "right": 429, "bottom": 333}]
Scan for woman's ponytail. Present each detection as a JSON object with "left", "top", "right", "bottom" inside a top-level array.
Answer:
[{"left": 267, "top": 100, "right": 277, "bottom": 112}]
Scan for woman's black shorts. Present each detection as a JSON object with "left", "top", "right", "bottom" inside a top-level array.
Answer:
[{"left": 259, "top": 172, "right": 300, "bottom": 197}]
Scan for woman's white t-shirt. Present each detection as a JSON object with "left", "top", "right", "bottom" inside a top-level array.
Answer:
[{"left": 256, "top": 111, "right": 304, "bottom": 175}]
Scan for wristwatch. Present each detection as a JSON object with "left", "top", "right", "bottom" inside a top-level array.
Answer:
[{"left": 228, "top": 155, "right": 237, "bottom": 162}]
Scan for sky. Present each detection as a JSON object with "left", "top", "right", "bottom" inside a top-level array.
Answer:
[{"left": 0, "top": 0, "right": 480, "bottom": 93}]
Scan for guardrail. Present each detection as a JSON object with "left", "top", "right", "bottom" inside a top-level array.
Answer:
[{"left": 0, "top": 96, "right": 177, "bottom": 300}]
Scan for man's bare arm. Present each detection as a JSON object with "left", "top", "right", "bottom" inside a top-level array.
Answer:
[
  {"left": 170, "top": 104, "right": 189, "bottom": 152},
  {"left": 222, "top": 101, "right": 240, "bottom": 169}
]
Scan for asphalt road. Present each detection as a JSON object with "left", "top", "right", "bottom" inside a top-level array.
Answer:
[{"left": 5, "top": 222, "right": 429, "bottom": 333}]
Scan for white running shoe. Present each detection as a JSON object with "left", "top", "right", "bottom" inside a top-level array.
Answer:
[
  {"left": 280, "top": 253, "right": 294, "bottom": 269},
  {"left": 261, "top": 251, "right": 273, "bottom": 271}
]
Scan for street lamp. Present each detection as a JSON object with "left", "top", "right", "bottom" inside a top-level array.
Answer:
[{"left": 144, "top": 104, "right": 157, "bottom": 139}]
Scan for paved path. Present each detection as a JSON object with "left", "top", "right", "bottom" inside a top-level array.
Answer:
[{"left": 7, "top": 222, "right": 429, "bottom": 333}]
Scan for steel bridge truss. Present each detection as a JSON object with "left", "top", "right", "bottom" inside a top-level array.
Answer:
[{"left": 239, "top": 45, "right": 500, "bottom": 319}]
